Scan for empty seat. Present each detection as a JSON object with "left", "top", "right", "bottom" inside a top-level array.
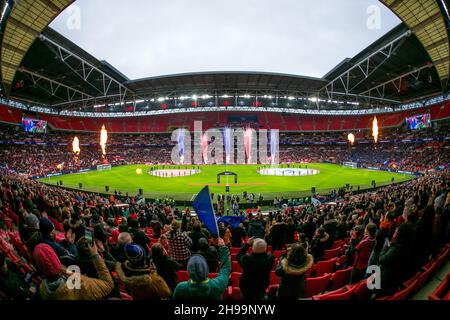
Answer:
[
  {"left": 330, "top": 267, "right": 353, "bottom": 290},
  {"left": 312, "top": 284, "right": 357, "bottom": 300},
  {"left": 314, "top": 257, "right": 338, "bottom": 276},
  {"left": 323, "top": 247, "right": 341, "bottom": 260},
  {"left": 303, "top": 274, "right": 332, "bottom": 298},
  {"left": 176, "top": 270, "right": 189, "bottom": 282}
]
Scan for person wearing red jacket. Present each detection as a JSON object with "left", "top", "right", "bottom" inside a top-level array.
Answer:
[{"left": 350, "top": 223, "right": 377, "bottom": 284}]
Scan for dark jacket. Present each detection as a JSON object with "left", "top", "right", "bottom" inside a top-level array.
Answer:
[
  {"left": 275, "top": 254, "right": 314, "bottom": 299},
  {"left": 247, "top": 221, "right": 265, "bottom": 239},
  {"left": 310, "top": 232, "right": 330, "bottom": 261},
  {"left": 237, "top": 243, "right": 275, "bottom": 299},
  {"left": 269, "top": 222, "right": 287, "bottom": 247},
  {"left": 231, "top": 226, "right": 246, "bottom": 248},
  {"left": 152, "top": 255, "right": 182, "bottom": 292}
]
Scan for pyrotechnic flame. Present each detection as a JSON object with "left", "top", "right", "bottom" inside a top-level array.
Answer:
[
  {"left": 347, "top": 133, "right": 355, "bottom": 145},
  {"left": 72, "top": 137, "right": 80, "bottom": 155},
  {"left": 372, "top": 116, "right": 379, "bottom": 143},
  {"left": 100, "top": 125, "right": 108, "bottom": 156}
]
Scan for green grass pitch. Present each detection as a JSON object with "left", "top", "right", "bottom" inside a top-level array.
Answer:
[{"left": 39, "top": 164, "right": 414, "bottom": 201}]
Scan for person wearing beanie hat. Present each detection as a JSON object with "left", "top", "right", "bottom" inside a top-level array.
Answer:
[
  {"left": 21, "top": 214, "right": 43, "bottom": 253},
  {"left": 25, "top": 214, "right": 40, "bottom": 230},
  {"left": 173, "top": 238, "right": 231, "bottom": 300},
  {"left": 115, "top": 244, "right": 171, "bottom": 300},
  {"left": 235, "top": 237, "right": 275, "bottom": 300},
  {"left": 34, "top": 243, "right": 114, "bottom": 300},
  {"left": 39, "top": 218, "right": 55, "bottom": 237},
  {"left": 40, "top": 218, "right": 78, "bottom": 263}
]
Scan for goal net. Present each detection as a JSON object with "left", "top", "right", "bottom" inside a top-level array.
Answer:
[
  {"left": 97, "top": 164, "right": 112, "bottom": 171},
  {"left": 342, "top": 161, "right": 358, "bottom": 169}
]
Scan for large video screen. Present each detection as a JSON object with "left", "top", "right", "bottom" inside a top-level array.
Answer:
[
  {"left": 406, "top": 114, "right": 431, "bottom": 130},
  {"left": 22, "top": 118, "right": 48, "bottom": 133}
]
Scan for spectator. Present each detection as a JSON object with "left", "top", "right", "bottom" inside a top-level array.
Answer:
[
  {"left": 151, "top": 243, "right": 182, "bottom": 292},
  {"left": 275, "top": 243, "right": 314, "bottom": 299},
  {"left": 350, "top": 223, "right": 377, "bottom": 283},
  {"left": 377, "top": 222, "right": 416, "bottom": 297},
  {"left": 115, "top": 243, "right": 171, "bottom": 300},
  {"left": 195, "top": 238, "right": 219, "bottom": 273},
  {"left": 33, "top": 243, "right": 114, "bottom": 300},
  {"left": 247, "top": 217, "right": 265, "bottom": 239},
  {"left": 111, "top": 232, "right": 132, "bottom": 263},
  {"left": 310, "top": 227, "right": 329, "bottom": 261},
  {"left": 173, "top": 238, "right": 230, "bottom": 300},
  {"left": 237, "top": 237, "right": 275, "bottom": 300},
  {"left": 166, "top": 220, "right": 193, "bottom": 268},
  {"left": 268, "top": 215, "right": 287, "bottom": 251},
  {"left": 0, "top": 252, "right": 37, "bottom": 300},
  {"left": 231, "top": 223, "right": 247, "bottom": 248}
]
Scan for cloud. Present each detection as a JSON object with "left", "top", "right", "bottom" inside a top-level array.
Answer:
[{"left": 50, "top": 0, "right": 400, "bottom": 79}]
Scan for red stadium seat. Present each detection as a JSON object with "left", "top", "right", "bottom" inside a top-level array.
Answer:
[
  {"left": 312, "top": 284, "right": 357, "bottom": 300},
  {"left": 314, "top": 257, "right": 337, "bottom": 276},
  {"left": 303, "top": 274, "right": 332, "bottom": 298},
  {"left": 380, "top": 279, "right": 418, "bottom": 300},
  {"left": 223, "top": 286, "right": 241, "bottom": 300},
  {"left": 176, "top": 270, "right": 189, "bottom": 282},
  {"left": 266, "top": 284, "right": 279, "bottom": 299},
  {"left": 270, "top": 271, "right": 280, "bottom": 285},
  {"left": 330, "top": 267, "right": 353, "bottom": 290},
  {"left": 231, "top": 261, "right": 243, "bottom": 273},
  {"left": 347, "top": 280, "right": 372, "bottom": 301},
  {"left": 323, "top": 247, "right": 341, "bottom": 260},
  {"left": 273, "top": 250, "right": 284, "bottom": 259},
  {"left": 229, "top": 272, "right": 241, "bottom": 287},
  {"left": 429, "top": 273, "right": 450, "bottom": 300}
]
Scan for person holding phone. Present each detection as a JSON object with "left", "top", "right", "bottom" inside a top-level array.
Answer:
[{"left": 33, "top": 242, "right": 114, "bottom": 300}]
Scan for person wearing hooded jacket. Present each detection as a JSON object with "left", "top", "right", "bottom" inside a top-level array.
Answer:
[
  {"left": 275, "top": 243, "right": 314, "bottom": 299},
  {"left": 115, "top": 243, "right": 171, "bottom": 300},
  {"left": 33, "top": 242, "right": 114, "bottom": 300},
  {"left": 173, "top": 238, "right": 230, "bottom": 300}
]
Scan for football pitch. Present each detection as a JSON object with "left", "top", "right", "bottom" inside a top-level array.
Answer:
[{"left": 39, "top": 164, "right": 415, "bottom": 201}]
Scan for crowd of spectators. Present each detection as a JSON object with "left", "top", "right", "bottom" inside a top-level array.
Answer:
[
  {"left": 0, "top": 164, "right": 448, "bottom": 300},
  {"left": 0, "top": 123, "right": 448, "bottom": 177}
]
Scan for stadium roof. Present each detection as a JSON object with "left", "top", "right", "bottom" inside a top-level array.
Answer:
[{"left": 0, "top": 0, "right": 449, "bottom": 115}]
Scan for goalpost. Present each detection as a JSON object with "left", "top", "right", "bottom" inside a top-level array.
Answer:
[
  {"left": 342, "top": 161, "right": 358, "bottom": 169},
  {"left": 97, "top": 164, "right": 112, "bottom": 171}
]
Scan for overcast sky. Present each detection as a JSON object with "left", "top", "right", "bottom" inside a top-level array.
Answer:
[{"left": 50, "top": 0, "right": 400, "bottom": 80}]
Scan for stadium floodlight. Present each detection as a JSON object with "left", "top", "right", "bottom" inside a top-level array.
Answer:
[
  {"left": 157, "top": 97, "right": 165, "bottom": 102},
  {"left": 288, "top": 96, "right": 295, "bottom": 100},
  {"left": 221, "top": 95, "right": 230, "bottom": 98},
  {"left": 201, "top": 95, "right": 211, "bottom": 99},
  {"left": 309, "top": 97, "right": 318, "bottom": 102},
  {"left": 192, "top": 95, "right": 198, "bottom": 100}
]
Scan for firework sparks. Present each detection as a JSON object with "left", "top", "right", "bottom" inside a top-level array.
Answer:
[
  {"left": 72, "top": 136, "right": 80, "bottom": 163},
  {"left": 372, "top": 116, "right": 379, "bottom": 143},
  {"left": 347, "top": 133, "right": 355, "bottom": 145},
  {"left": 100, "top": 125, "right": 108, "bottom": 158}
]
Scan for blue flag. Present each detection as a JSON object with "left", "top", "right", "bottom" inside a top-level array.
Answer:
[
  {"left": 217, "top": 215, "right": 247, "bottom": 229},
  {"left": 193, "top": 186, "right": 219, "bottom": 236}
]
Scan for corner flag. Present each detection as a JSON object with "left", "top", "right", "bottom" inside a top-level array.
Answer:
[{"left": 193, "top": 186, "right": 219, "bottom": 236}]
